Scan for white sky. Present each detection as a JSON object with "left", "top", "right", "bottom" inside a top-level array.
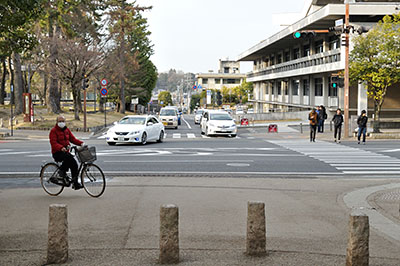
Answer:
[{"left": 136, "top": 0, "right": 306, "bottom": 74}]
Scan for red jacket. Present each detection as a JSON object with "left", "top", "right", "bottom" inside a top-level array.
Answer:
[{"left": 49, "top": 125, "right": 83, "bottom": 154}]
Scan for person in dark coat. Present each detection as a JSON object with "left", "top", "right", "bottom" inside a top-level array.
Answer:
[
  {"left": 357, "top": 110, "right": 368, "bottom": 144},
  {"left": 49, "top": 115, "right": 85, "bottom": 189},
  {"left": 332, "top": 108, "right": 343, "bottom": 143},
  {"left": 317, "top": 105, "right": 327, "bottom": 133},
  {"left": 308, "top": 108, "right": 318, "bottom": 142}
]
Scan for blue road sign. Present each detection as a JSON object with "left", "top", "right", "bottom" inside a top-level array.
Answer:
[
  {"left": 100, "top": 88, "right": 108, "bottom": 96},
  {"left": 192, "top": 85, "right": 197, "bottom": 90},
  {"left": 198, "top": 85, "right": 202, "bottom": 89}
]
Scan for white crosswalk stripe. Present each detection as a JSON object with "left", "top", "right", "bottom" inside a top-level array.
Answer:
[
  {"left": 172, "top": 133, "right": 181, "bottom": 139},
  {"left": 268, "top": 139, "right": 400, "bottom": 174},
  {"left": 96, "top": 132, "right": 240, "bottom": 140},
  {"left": 187, "top": 133, "right": 196, "bottom": 138}
]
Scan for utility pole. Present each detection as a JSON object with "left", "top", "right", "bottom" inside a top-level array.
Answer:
[{"left": 344, "top": 0, "right": 350, "bottom": 137}]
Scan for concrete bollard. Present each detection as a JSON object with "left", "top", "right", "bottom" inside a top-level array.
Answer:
[
  {"left": 159, "top": 204, "right": 179, "bottom": 264},
  {"left": 47, "top": 204, "right": 68, "bottom": 264},
  {"left": 246, "top": 201, "right": 266, "bottom": 256},
  {"left": 346, "top": 213, "right": 369, "bottom": 266}
]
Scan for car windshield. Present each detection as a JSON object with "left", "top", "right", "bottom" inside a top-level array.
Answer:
[
  {"left": 160, "top": 109, "right": 176, "bottom": 116},
  {"left": 119, "top": 117, "right": 146, "bottom": 125},
  {"left": 210, "top": 113, "right": 232, "bottom": 120},
  {"left": 196, "top": 110, "right": 204, "bottom": 115}
]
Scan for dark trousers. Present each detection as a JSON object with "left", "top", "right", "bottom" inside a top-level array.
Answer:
[
  {"left": 334, "top": 125, "right": 342, "bottom": 140},
  {"left": 52, "top": 151, "right": 79, "bottom": 182},
  {"left": 318, "top": 119, "right": 325, "bottom": 132},
  {"left": 357, "top": 127, "right": 367, "bottom": 142},
  {"left": 310, "top": 125, "right": 317, "bottom": 141}
]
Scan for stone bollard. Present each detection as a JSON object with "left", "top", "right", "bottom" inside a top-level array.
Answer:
[
  {"left": 246, "top": 201, "right": 266, "bottom": 256},
  {"left": 346, "top": 212, "right": 369, "bottom": 266},
  {"left": 47, "top": 204, "right": 68, "bottom": 264},
  {"left": 159, "top": 204, "right": 179, "bottom": 264}
]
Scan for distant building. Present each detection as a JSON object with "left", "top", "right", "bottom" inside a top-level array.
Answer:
[
  {"left": 237, "top": 0, "right": 400, "bottom": 117},
  {"left": 196, "top": 59, "right": 246, "bottom": 90}
]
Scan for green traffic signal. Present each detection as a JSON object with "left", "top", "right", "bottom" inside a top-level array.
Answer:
[
  {"left": 332, "top": 83, "right": 337, "bottom": 88},
  {"left": 293, "top": 31, "right": 302, "bottom": 39}
]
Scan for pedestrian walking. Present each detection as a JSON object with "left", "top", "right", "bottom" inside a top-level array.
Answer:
[
  {"left": 357, "top": 110, "right": 368, "bottom": 144},
  {"left": 309, "top": 108, "right": 318, "bottom": 142},
  {"left": 317, "top": 105, "right": 327, "bottom": 133},
  {"left": 332, "top": 108, "right": 343, "bottom": 143}
]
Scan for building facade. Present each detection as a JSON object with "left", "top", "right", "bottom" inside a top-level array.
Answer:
[
  {"left": 238, "top": 0, "right": 400, "bottom": 116},
  {"left": 196, "top": 59, "right": 246, "bottom": 90}
]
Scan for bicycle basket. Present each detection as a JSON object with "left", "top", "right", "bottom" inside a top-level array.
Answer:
[{"left": 77, "top": 146, "right": 97, "bottom": 163}]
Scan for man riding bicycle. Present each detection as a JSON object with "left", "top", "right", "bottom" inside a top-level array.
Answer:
[{"left": 49, "top": 115, "right": 85, "bottom": 190}]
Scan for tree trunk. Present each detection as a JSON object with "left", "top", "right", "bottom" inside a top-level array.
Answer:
[
  {"left": 119, "top": 47, "right": 126, "bottom": 114},
  {"left": 13, "top": 53, "right": 24, "bottom": 115},
  {"left": 72, "top": 87, "right": 80, "bottom": 121},
  {"left": 42, "top": 72, "right": 48, "bottom": 106},
  {"left": 0, "top": 58, "right": 7, "bottom": 104},
  {"left": 8, "top": 57, "right": 14, "bottom": 105},
  {"left": 46, "top": 22, "right": 61, "bottom": 113},
  {"left": 373, "top": 100, "right": 380, "bottom": 133}
]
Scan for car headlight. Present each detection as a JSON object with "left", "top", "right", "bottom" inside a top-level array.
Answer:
[
  {"left": 107, "top": 129, "right": 114, "bottom": 134},
  {"left": 231, "top": 124, "right": 236, "bottom": 127},
  {"left": 173, "top": 117, "right": 177, "bottom": 121},
  {"left": 209, "top": 123, "right": 216, "bottom": 127},
  {"left": 129, "top": 131, "right": 140, "bottom": 135}
]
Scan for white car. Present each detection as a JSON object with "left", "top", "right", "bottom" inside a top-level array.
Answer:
[
  {"left": 247, "top": 108, "right": 254, "bottom": 114},
  {"left": 194, "top": 109, "right": 205, "bottom": 124},
  {"left": 200, "top": 110, "right": 237, "bottom": 137},
  {"left": 106, "top": 115, "right": 165, "bottom": 145},
  {"left": 236, "top": 108, "right": 244, "bottom": 115},
  {"left": 159, "top": 107, "right": 179, "bottom": 129}
]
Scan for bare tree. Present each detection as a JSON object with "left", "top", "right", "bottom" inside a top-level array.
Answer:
[{"left": 50, "top": 37, "right": 103, "bottom": 120}]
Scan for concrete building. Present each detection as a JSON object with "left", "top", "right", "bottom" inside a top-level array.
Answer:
[
  {"left": 237, "top": 0, "right": 400, "bottom": 117},
  {"left": 196, "top": 59, "right": 246, "bottom": 90}
]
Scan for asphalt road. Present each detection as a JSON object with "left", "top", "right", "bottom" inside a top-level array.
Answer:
[{"left": 1, "top": 114, "right": 400, "bottom": 182}]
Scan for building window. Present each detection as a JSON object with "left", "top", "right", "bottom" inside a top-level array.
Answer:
[
  {"left": 271, "top": 83, "right": 275, "bottom": 95},
  {"left": 329, "top": 36, "right": 340, "bottom": 50},
  {"left": 223, "top": 79, "right": 240, "bottom": 84},
  {"left": 329, "top": 82, "right": 338, "bottom": 96},
  {"left": 315, "top": 40, "right": 323, "bottom": 54},
  {"left": 277, "top": 82, "right": 282, "bottom": 95},
  {"left": 270, "top": 55, "right": 275, "bottom": 65},
  {"left": 284, "top": 51, "right": 290, "bottom": 62},
  {"left": 303, "top": 45, "right": 310, "bottom": 57},
  {"left": 293, "top": 48, "right": 300, "bottom": 60},
  {"left": 277, "top": 54, "right": 282, "bottom": 64},
  {"left": 292, "top": 80, "right": 299, "bottom": 96},
  {"left": 224, "top": 67, "right": 230, "bottom": 73},
  {"left": 215, "top": 78, "right": 221, "bottom": 84},
  {"left": 284, "top": 81, "right": 288, "bottom": 95},
  {"left": 203, "top": 78, "right": 208, "bottom": 85},
  {"left": 303, "top": 79, "right": 310, "bottom": 96},
  {"left": 314, "top": 78, "right": 323, "bottom": 96}
]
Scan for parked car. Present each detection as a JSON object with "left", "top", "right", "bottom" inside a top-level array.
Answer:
[
  {"left": 200, "top": 110, "right": 237, "bottom": 137},
  {"left": 194, "top": 109, "right": 205, "bottom": 124},
  {"left": 159, "top": 107, "right": 179, "bottom": 129},
  {"left": 106, "top": 115, "right": 164, "bottom": 145}
]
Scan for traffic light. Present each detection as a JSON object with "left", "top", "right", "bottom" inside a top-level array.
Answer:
[
  {"left": 341, "top": 35, "right": 348, "bottom": 47},
  {"left": 217, "top": 91, "right": 222, "bottom": 106},
  {"left": 330, "top": 76, "right": 344, "bottom": 88},
  {"left": 329, "top": 25, "right": 345, "bottom": 34},
  {"left": 82, "top": 74, "right": 89, "bottom": 90},
  {"left": 293, "top": 31, "right": 316, "bottom": 39}
]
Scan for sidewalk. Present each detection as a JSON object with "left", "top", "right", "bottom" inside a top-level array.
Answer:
[{"left": 1, "top": 176, "right": 399, "bottom": 265}]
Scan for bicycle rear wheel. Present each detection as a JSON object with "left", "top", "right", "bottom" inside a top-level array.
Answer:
[
  {"left": 81, "top": 163, "right": 106, "bottom": 197},
  {"left": 40, "top": 163, "right": 64, "bottom": 196}
]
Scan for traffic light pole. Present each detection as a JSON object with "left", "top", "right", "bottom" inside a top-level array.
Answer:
[
  {"left": 344, "top": 1, "right": 350, "bottom": 137},
  {"left": 83, "top": 89, "right": 87, "bottom": 132}
]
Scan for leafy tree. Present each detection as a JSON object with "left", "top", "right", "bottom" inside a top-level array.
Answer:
[
  {"left": 158, "top": 91, "right": 172, "bottom": 107},
  {"left": 350, "top": 14, "right": 400, "bottom": 132},
  {"left": 190, "top": 93, "right": 202, "bottom": 111}
]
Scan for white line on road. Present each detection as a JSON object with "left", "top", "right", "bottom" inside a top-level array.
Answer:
[
  {"left": 201, "top": 135, "right": 210, "bottom": 138},
  {"left": 103, "top": 160, "right": 255, "bottom": 163},
  {"left": 182, "top": 116, "right": 192, "bottom": 129},
  {"left": 381, "top": 148, "right": 400, "bottom": 153},
  {"left": 172, "top": 133, "right": 181, "bottom": 139},
  {"left": 187, "top": 133, "right": 196, "bottom": 138}
]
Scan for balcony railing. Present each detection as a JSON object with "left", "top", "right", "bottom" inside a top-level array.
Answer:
[{"left": 248, "top": 49, "right": 341, "bottom": 79}]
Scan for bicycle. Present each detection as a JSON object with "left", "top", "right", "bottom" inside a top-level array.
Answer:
[{"left": 40, "top": 146, "right": 106, "bottom": 197}]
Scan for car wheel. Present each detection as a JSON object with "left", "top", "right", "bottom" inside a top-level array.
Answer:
[
  {"left": 231, "top": 134, "right": 237, "bottom": 138},
  {"left": 175, "top": 126, "right": 178, "bottom": 129},
  {"left": 157, "top": 130, "right": 164, "bottom": 143},
  {"left": 141, "top": 132, "right": 147, "bottom": 145},
  {"left": 107, "top": 142, "right": 116, "bottom": 146}
]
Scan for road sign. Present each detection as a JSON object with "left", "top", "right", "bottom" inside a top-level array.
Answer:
[
  {"left": 101, "top": 78, "right": 108, "bottom": 86},
  {"left": 206, "top": 90, "right": 211, "bottom": 96},
  {"left": 335, "top": 18, "right": 344, "bottom": 26},
  {"left": 192, "top": 85, "right": 197, "bottom": 90},
  {"left": 198, "top": 84, "right": 202, "bottom": 89},
  {"left": 100, "top": 88, "right": 108, "bottom": 96},
  {"left": 131, "top": 97, "right": 139, "bottom": 104}
]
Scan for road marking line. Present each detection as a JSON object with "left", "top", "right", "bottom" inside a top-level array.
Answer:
[
  {"left": 381, "top": 148, "right": 400, "bottom": 153},
  {"left": 182, "top": 116, "right": 192, "bottom": 129},
  {"left": 172, "top": 133, "right": 181, "bottom": 139},
  {"left": 201, "top": 135, "right": 210, "bottom": 138},
  {"left": 187, "top": 133, "right": 196, "bottom": 138}
]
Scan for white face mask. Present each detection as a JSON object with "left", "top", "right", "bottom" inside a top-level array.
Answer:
[{"left": 57, "top": 122, "right": 66, "bottom": 128}]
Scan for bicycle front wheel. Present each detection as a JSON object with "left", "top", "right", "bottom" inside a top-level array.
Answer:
[
  {"left": 81, "top": 163, "right": 106, "bottom": 197},
  {"left": 40, "top": 163, "right": 64, "bottom": 196}
]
